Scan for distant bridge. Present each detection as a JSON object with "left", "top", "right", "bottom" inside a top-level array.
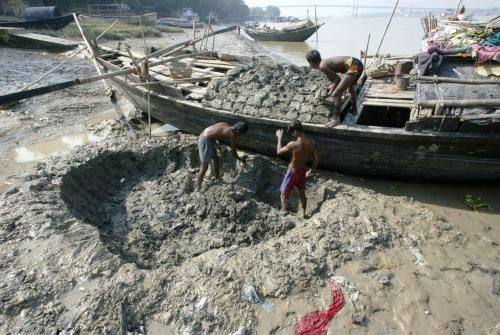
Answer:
[{"left": 277, "top": 1, "right": 446, "bottom": 16}]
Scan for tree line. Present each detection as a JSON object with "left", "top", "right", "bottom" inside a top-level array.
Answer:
[{"left": 3, "top": 0, "right": 251, "bottom": 20}]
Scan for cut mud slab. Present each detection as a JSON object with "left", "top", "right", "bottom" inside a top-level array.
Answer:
[{"left": 1, "top": 133, "right": 498, "bottom": 334}]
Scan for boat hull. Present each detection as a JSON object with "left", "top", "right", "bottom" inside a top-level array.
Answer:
[
  {"left": 79, "top": 13, "right": 157, "bottom": 25},
  {"left": 0, "top": 14, "right": 74, "bottom": 30},
  {"left": 244, "top": 24, "right": 321, "bottom": 42},
  {"left": 101, "top": 64, "right": 500, "bottom": 181}
]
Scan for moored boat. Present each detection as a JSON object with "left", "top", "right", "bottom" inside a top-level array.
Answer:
[
  {"left": 79, "top": 12, "right": 157, "bottom": 26},
  {"left": 91, "top": 43, "right": 500, "bottom": 181},
  {"left": 244, "top": 20, "right": 324, "bottom": 42},
  {"left": 0, "top": 7, "right": 75, "bottom": 30}
]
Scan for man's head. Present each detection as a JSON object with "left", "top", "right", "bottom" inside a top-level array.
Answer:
[
  {"left": 287, "top": 119, "right": 303, "bottom": 138},
  {"left": 306, "top": 50, "right": 321, "bottom": 69},
  {"left": 232, "top": 121, "right": 248, "bottom": 135}
]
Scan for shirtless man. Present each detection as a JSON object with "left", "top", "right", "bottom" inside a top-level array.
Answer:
[
  {"left": 306, "top": 50, "right": 364, "bottom": 121},
  {"left": 197, "top": 121, "right": 247, "bottom": 191},
  {"left": 276, "top": 119, "right": 320, "bottom": 218}
]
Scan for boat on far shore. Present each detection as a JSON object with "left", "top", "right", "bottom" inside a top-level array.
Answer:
[
  {"left": 156, "top": 8, "right": 203, "bottom": 28},
  {"left": 78, "top": 4, "right": 156, "bottom": 25},
  {"left": 244, "top": 20, "right": 324, "bottom": 42},
  {"left": 0, "top": 6, "right": 75, "bottom": 30}
]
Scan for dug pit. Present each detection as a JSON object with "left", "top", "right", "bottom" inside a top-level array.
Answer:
[{"left": 60, "top": 143, "right": 296, "bottom": 270}]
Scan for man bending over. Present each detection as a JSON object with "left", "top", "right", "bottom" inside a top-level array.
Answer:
[
  {"left": 197, "top": 121, "right": 247, "bottom": 191},
  {"left": 306, "top": 50, "right": 364, "bottom": 122}
]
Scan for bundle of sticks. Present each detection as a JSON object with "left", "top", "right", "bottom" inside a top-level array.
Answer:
[{"left": 421, "top": 14, "right": 438, "bottom": 35}]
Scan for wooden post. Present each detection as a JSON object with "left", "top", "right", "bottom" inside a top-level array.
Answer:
[
  {"left": 454, "top": 0, "right": 463, "bottom": 17},
  {"left": 375, "top": 0, "right": 400, "bottom": 55},
  {"left": 192, "top": 20, "right": 196, "bottom": 53},
  {"left": 363, "top": 33, "right": 370, "bottom": 68}
]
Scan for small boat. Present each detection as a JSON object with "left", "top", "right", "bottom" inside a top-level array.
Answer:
[
  {"left": 79, "top": 13, "right": 157, "bottom": 26},
  {"left": 244, "top": 20, "right": 324, "bottom": 42},
  {"left": 0, "top": 28, "right": 78, "bottom": 51},
  {"left": 0, "top": 7, "right": 74, "bottom": 30},
  {"left": 156, "top": 18, "right": 203, "bottom": 28},
  {"left": 156, "top": 8, "right": 203, "bottom": 28},
  {"left": 78, "top": 4, "right": 156, "bottom": 25}
]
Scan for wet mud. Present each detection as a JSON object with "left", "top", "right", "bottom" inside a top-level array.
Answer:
[
  {"left": 2, "top": 132, "right": 498, "bottom": 334},
  {"left": 1, "top": 34, "right": 499, "bottom": 335},
  {"left": 202, "top": 62, "right": 336, "bottom": 124}
]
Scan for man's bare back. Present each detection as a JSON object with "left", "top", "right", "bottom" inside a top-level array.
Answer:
[
  {"left": 202, "top": 122, "right": 236, "bottom": 142},
  {"left": 276, "top": 120, "right": 320, "bottom": 218},
  {"left": 288, "top": 136, "right": 319, "bottom": 171}
]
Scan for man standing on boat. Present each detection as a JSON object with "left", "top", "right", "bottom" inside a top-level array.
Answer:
[
  {"left": 197, "top": 121, "right": 247, "bottom": 191},
  {"left": 276, "top": 120, "right": 320, "bottom": 218},
  {"left": 306, "top": 50, "right": 363, "bottom": 124}
]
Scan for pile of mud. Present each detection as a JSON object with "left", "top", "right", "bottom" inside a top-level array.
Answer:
[
  {"left": 202, "top": 62, "right": 337, "bottom": 124},
  {"left": 0, "top": 133, "right": 466, "bottom": 334}
]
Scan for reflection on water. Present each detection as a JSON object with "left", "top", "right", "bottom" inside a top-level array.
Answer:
[{"left": 15, "top": 132, "right": 103, "bottom": 163}]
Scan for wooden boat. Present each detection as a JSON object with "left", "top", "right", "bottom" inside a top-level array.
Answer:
[
  {"left": 244, "top": 21, "right": 324, "bottom": 42},
  {"left": 0, "top": 28, "right": 78, "bottom": 51},
  {"left": 0, "top": 14, "right": 74, "bottom": 30},
  {"left": 156, "top": 18, "right": 203, "bottom": 28},
  {"left": 79, "top": 13, "right": 157, "bottom": 26},
  {"left": 90, "top": 45, "right": 500, "bottom": 182}
]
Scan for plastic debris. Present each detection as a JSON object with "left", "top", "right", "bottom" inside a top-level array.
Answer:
[
  {"left": 409, "top": 246, "right": 429, "bottom": 267},
  {"left": 195, "top": 297, "right": 208, "bottom": 311},
  {"left": 229, "top": 326, "right": 248, "bottom": 335},
  {"left": 243, "top": 286, "right": 274, "bottom": 313},
  {"left": 294, "top": 280, "right": 344, "bottom": 335}
]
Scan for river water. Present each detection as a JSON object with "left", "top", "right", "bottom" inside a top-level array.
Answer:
[{"left": 244, "top": 15, "right": 425, "bottom": 65}]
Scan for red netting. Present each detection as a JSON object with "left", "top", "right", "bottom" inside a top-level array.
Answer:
[{"left": 294, "top": 282, "right": 344, "bottom": 335}]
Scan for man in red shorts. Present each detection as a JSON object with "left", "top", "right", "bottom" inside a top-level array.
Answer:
[{"left": 276, "top": 119, "right": 320, "bottom": 218}]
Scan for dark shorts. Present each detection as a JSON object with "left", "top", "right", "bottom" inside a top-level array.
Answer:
[
  {"left": 198, "top": 135, "right": 214, "bottom": 163},
  {"left": 280, "top": 167, "right": 307, "bottom": 194},
  {"left": 345, "top": 57, "right": 364, "bottom": 78}
]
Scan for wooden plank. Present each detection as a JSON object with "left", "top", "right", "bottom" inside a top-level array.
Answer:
[
  {"left": 364, "top": 98, "right": 414, "bottom": 105},
  {"left": 366, "top": 92, "right": 414, "bottom": 100},
  {"left": 191, "top": 61, "right": 234, "bottom": 70},
  {"left": 363, "top": 101, "right": 414, "bottom": 108}
]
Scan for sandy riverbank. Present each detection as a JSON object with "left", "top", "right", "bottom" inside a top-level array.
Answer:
[{"left": 0, "top": 30, "right": 499, "bottom": 334}]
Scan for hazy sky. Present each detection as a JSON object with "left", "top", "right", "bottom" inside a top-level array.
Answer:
[{"left": 244, "top": 0, "right": 499, "bottom": 9}]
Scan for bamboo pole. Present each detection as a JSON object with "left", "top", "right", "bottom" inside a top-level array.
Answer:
[
  {"left": 314, "top": 4, "right": 319, "bottom": 42},
  {"left": 129, "top": 75, "right": 221, "bottom": 87},
  {"left": 0, "top": 51, "right": 219, "bottom": 105},
  {"left": 419, "top": 99, "right": 500, "bottom": 108},
  {"left": 416, "top": 76, "right": 500, "bottom": 85},
  {"left": 375, "top": 0, "right": 400, "bottom": 55},
  {"left": 72, "top": 13, "right": 136, "bottom": 140}
]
